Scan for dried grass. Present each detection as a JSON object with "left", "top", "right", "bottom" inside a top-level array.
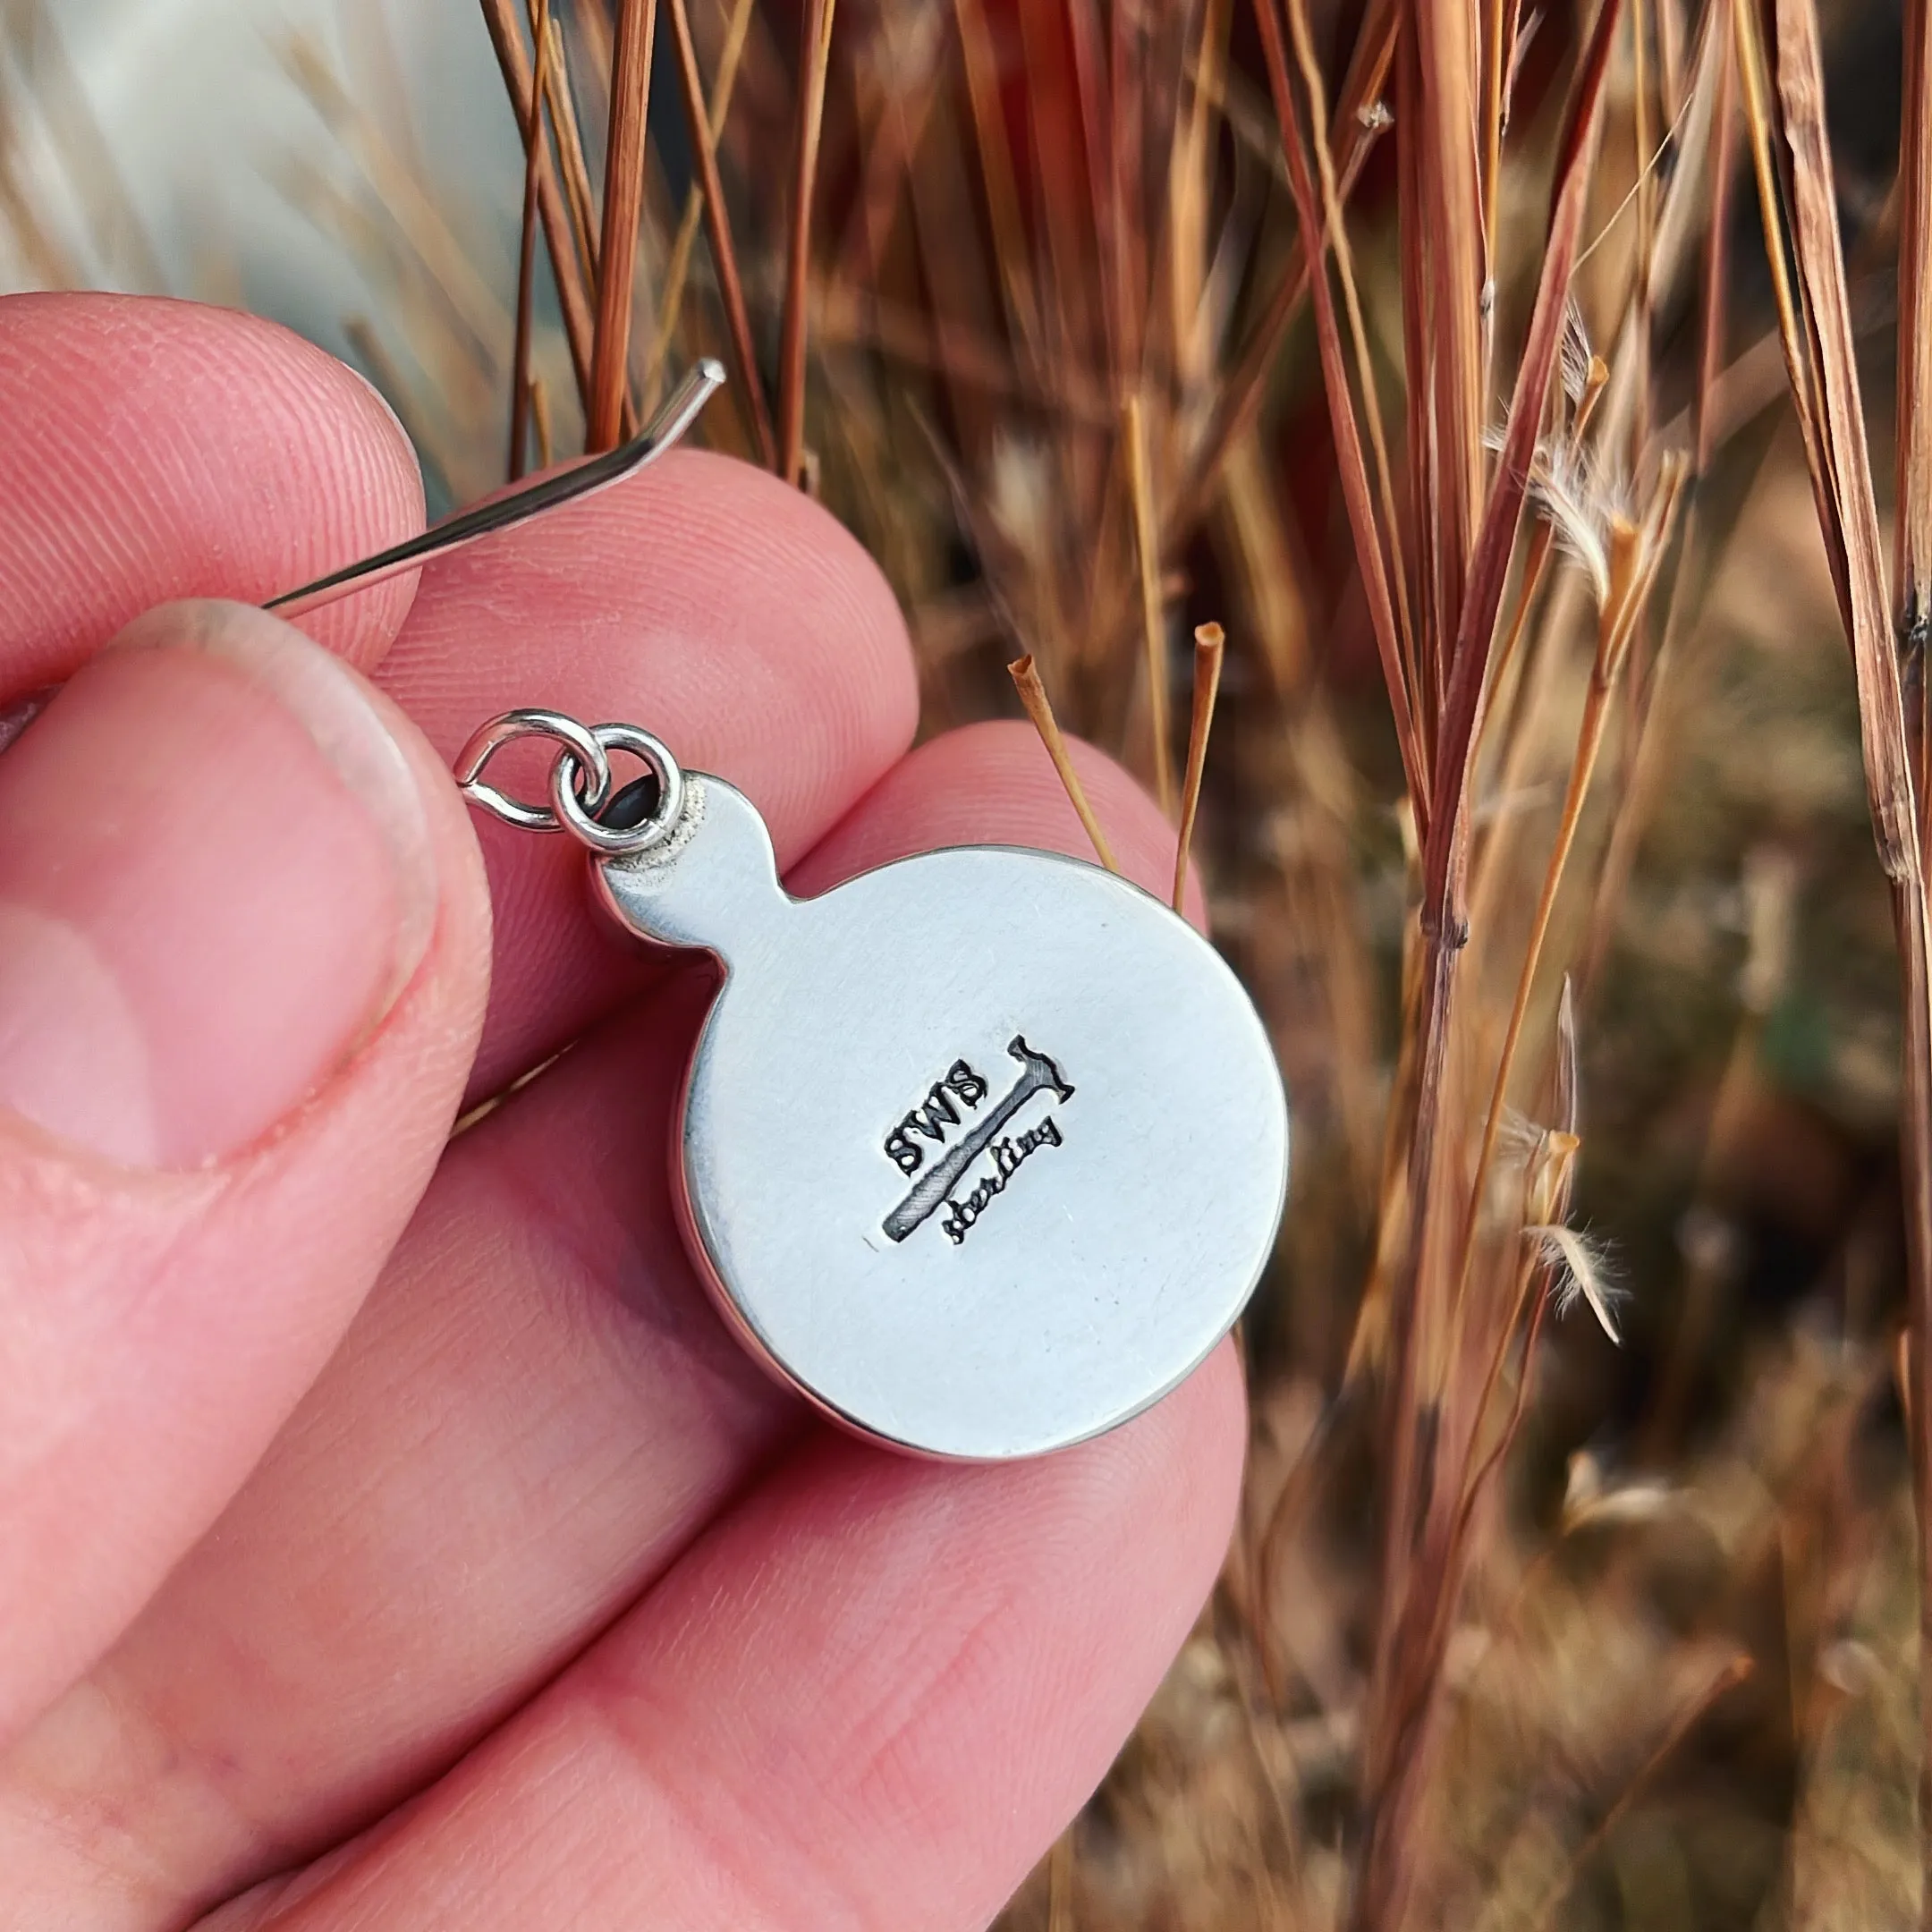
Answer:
[{"left": 8, "top": 0, "right": 1932, "bottom": 1922}]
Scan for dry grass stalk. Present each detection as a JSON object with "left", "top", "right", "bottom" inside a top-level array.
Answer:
[
  {"left": 507, "top": 0, "right": 552, "bottom": 480},
  {"left": 1172, "top": 622, "right": 1225, "bottom": 911},
  {"left": 478, "top": 0, "right": 594, "bottom": 406},
  {"left": 1174, "top": 0, "right": 1395, "bottom": 540},
  {"left": 953, "top": 0, "right": 1043, "bottom": 366},
  {"left": 1525, "top": 1655, "right": 1756, "bottom": 1929},
  {"left": 83, "top": 0, "right": 1924, "bottom": 1916},
  {"left": 1009, "top": 655, "right": 1119, "bottom": 873},
  {"left": 1250, "top": 0, "right": 1424, "bottom": 810},
  {"left": 1902, "top": 0, "right": 1932, "bottom": 842},
  {"left": 283, "top": 39, "right": 508, "bottom": 367},
  {"left": 1732, "top": 0, "right": 1932, "bottom": 1912},
  {"left": 663, "top": 0, "right": 776, "bottom": 468},
  {"left": 1283, "top": 0, "right": 1416, "bottom": 699},
  {"left": 645, "top": 0, "right": 757, "bottom": 412},
  {"left": 530, "top": 374, "right": 554, "bottom": 469},
  {"left": 1454, "top": 461, "right": 1687, "bottom": 1324},
  {"left": 780, "top": 0, "right": 837, "bottom": 487},
  {"left": 587, "top": 0, "right": 657, "bottom": 451},
  {"left": 533, "top": 4, "right": 601, "bottom": 310},
  {"left": 1125, "top": 393, "right": 1176, "bottom": 817},
  {"left": 1349, "top": 9, "right": 1627, "bottom": 1924}
]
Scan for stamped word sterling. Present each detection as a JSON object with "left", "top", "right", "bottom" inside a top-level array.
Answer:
[
  {"left": 267, "top": 364, "right": 1291, "bottom": 1461},
  {"left": 882, "top": 1039, "right": 1075, "bottom": 1245}
]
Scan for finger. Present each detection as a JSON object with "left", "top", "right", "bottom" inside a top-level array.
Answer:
[
  {"left": 784, "top": 716, "right": 1208, "bottom": 924},
  {"left": 0, "top": 601, "right": 490, "bottom": 1749},
  {"left": 219, "top": 1352, "right": 1245, "bottom": 1932},
  {"left": 0, "top": 725, "right": 1188, "bottom": 1926},
  {"left": 370, "top": 447, "right": 919, "bottom": 1101},
  {"left": 0, "top": 293, "right": 424, "bottom": 682}
]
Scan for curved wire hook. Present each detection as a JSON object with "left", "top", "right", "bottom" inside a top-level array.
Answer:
[{"left": 266, "top": 359, "right": 726, "bottom": 623}]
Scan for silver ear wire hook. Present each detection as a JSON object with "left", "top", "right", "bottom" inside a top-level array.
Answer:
[{"left": 265, "top": 358, "right": 726, "bottom": 623}]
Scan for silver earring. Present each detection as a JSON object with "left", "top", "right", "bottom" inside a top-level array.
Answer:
[{"left": 268, "top": 365, "right": 1288, "bottom": 1462}]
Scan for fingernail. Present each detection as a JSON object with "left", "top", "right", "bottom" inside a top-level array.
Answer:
[{"left": 0, "top": 600, "right": 436, "bottom": 1165}]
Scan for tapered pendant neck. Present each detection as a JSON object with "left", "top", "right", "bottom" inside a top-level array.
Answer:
[{"left": 589, "top": 775, "right": 789, "bottom": 959}]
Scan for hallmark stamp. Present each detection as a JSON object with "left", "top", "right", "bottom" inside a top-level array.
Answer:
[
  {"left": 883, "top": 1037, "right": 1074, "bottom": 1243},
  {"left": 883, "top": 1060, "right": 990, "bottom": 1174},
  {"left": 937, "top": 1115, "right": 1064, "bottom": 1243}
]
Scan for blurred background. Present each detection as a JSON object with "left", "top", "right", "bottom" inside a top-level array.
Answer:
[{"left": 4, "top": 0, "right": 1926, "bottom": 1924}]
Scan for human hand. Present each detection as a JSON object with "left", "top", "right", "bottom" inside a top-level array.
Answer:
[{"left": 0, "top": 295, "right": 1244, "bottom": 1930}]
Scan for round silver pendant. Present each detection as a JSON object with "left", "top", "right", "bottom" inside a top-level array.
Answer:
[{"left": 595, "top": 775, "right": 1290, "bottom": 1460}]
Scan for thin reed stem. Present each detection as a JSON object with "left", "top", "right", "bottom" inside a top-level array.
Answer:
[
  {"left": 1352, "top": 15, "right": 1626, "bottom": 1925},
  {"left": 645, "top": 0, "right": 757, "bottom": 411},
  {"left": 530, "top": 375, "right": 554, "bottom": 467},
  {"left": 1900, "top": 0, "right": 1932, "bottom": 835},
  {"left": 1126, "top": 394, "right": 1177, "bottom": 816},
  {"left": 588, "top": 0, "right": 657, "bottom": 451},
  {"left": 1739, "top": 4, "right": 1932, "bottom": 1910},
  {"left": 534, "top": 3, "right": 599, "bottom": 290},
  {"left": 780, "top": 0, "right": 837, "bottom": 487},
  {"left": 508, "top": 0, "right": 552, "bottom": 480},
  {"left": 1528, "top": 1658, "right": 1756, "bottom": 1931},
  {"left": 1009, "top": 656, "right": 1120, "bottom": 872},
  {"left": 1250, "top": 0, "right": 1424, "bottom": 814},
  {"left": 1283, "top": 0, "right": 1416, "bottom": 697},
  {"left": 663, "top": 0, "right": 777, "bottom": 467},
  {"left": 1455, "top": 470, "right": 1682, "bottom": 1332},
  {"left": 1174, "top": 623, "right": 1226, "bottom": 911}
]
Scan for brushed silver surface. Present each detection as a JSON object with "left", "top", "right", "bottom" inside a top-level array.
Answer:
[{"left": 596, "top": 775, "right": 1290, "bottom": 1461}]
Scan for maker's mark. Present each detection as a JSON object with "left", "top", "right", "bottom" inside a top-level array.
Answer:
[{"left": 882, "top": 1037, "right": 1073, "bottom": 1243}]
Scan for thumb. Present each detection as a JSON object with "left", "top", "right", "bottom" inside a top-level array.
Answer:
[{"left": 0, "top": 600, "right": 490, "bottom": 1743}]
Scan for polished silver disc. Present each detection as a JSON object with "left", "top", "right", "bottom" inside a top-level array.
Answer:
[{"left": 595, "top": 775, "right": 1290, "bottom": 1461}]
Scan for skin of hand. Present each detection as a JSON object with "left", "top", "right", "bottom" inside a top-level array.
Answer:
[{"left": 0, "top": 293, "right": 1246, "bottom": 1932}]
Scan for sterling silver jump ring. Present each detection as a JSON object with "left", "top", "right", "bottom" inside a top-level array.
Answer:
[
  {"left": 453, "top": 708, "right": 613, "bottom": 833},
  {"left": 553, "top": 723, "right": 686, "bottom": 857}
]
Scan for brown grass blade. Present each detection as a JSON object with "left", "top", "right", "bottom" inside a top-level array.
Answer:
[
  {"left": 1741, "top": 2, "right": 1932, "bottom": 1911},
  {"left": 1126, "top": 393, "right": 1177, "bottom": 817},
  {"left": 780, "top": 0, "right": 838, "bottom": 487},
  {"left": 1481, "top": 0, "right": 1505, "bottom": 284},
  {"left": 1008, "top": 656, "right": 1120, "bottom": 871},
  {"left": 663, "top": 0, "right": 777, "bottom": 467},
  {"left": 1456, "top": 462, "right": 1686, "bottom": 1318},
  {"left": 508, "top": 0, "right": 552, "bottom": 480},
  {"left": 1250, "top": 0, "right": 1425, "bottom": 816},
  {"left": 1284, "top": 0, "right": 1415, "bottom": 696},
  {"left": 479, "top": 0, "right": 594, "bottom": 411},
  {"left": 1420, "top": 0, "right": 1626, "bottom": 945},
  {"left": 534, "top": 4, "right": 599, "bottom": 291},
  {"left": 1775, "top": 0, "right": 1915, "bottom": 878},
  {"left": 1529, "top": 1657, "right": 1756, "bottom": 1931},
  {"left": 1179, "top": 0, "right": 1394, "bottom": 531},
  {"left": 1697, "top": 11, "right": 1739, "bottom": 479},
  {"left": 1658, "top": 0, "right": 1688, "bottom": 123},
  {"left": 1410, "top": 0, "right": 1486, "bottom": 632},
  {"left": 1173, "top": 623, "right": 1226, "bottom": 911},
  {"left": 953, "top": 0, "right": 1041, "bottom": 363},
  {"left": 1900, "top": 0, "right": 1932, "bottom": 812},
  {"left": 646, "top": 0, "right": 756, "bottom": 412},
  {"left": 588, "top": 0, "right": 658, "bottom": 451},
  {"left": 1731, "top": 0, "right": 1839, "bottom": 608},
  {"left": 530, "top": 375, "right": 554, "bottom": 468},
  {"left": 1352, "top": 15, "right": 1625, "bottom": 1926}
]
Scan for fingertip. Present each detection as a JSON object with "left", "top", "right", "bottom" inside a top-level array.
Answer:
[
  {"left": 792, "top": 717, "right": 1206, "bottom": 928},
  {"left": 653, "top": 453, "right": 922, "bottom": 808},
  {"left": 376, "top": 445, "right": 919, "bottom": 1097},
  {"left": 0, "top": 294, "right": 425, "bottom": 687}
]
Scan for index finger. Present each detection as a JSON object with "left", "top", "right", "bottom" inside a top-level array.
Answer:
[
  {"left": 0, "top": 293, "right": 425, "bottom": 682},
  {"left": 373, "top": 447, "right": 920, "bottom": 1101}
]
